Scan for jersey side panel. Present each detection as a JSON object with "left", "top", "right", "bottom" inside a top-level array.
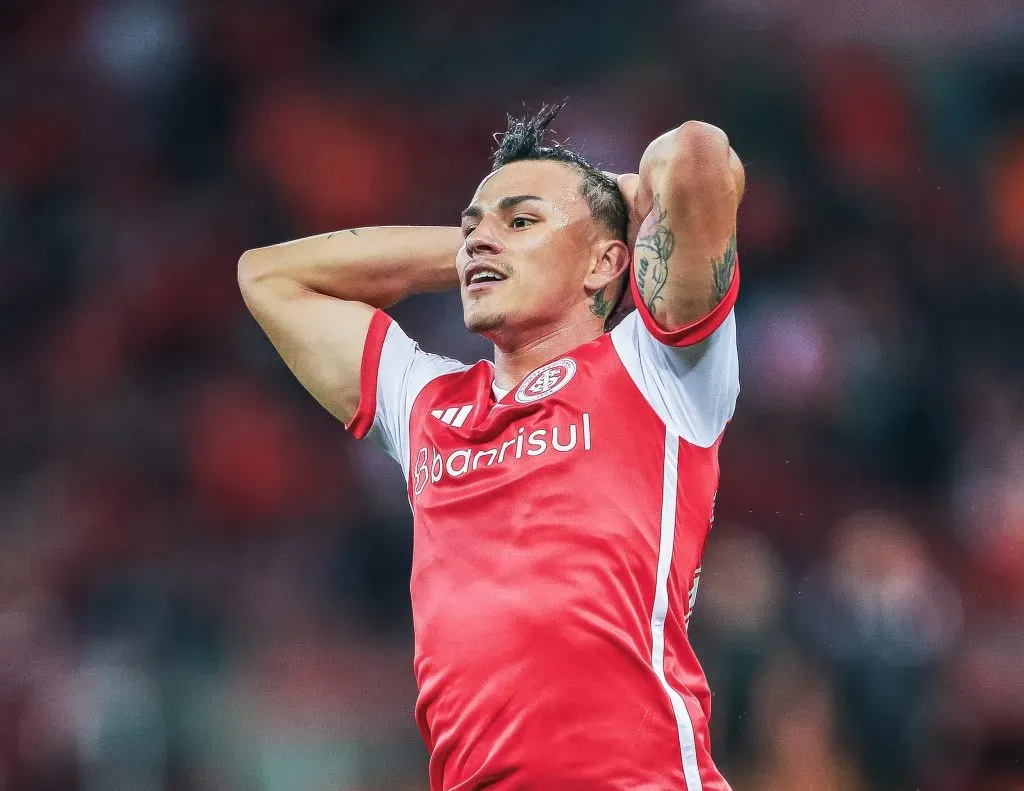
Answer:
[{"left": 665, "top": 433, "right": 732, "bottom": 791}]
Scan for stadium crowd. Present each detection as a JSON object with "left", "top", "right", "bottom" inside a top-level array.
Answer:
[{"left": 1, "top": 1, "right": 1022, "bottom": 789}]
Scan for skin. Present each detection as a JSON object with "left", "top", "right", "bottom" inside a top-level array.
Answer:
[
  {"left": 457, "top": 160, "right": 630, "bottom": 390},
  {"left": 616, "top": 122, "right": 746, "bottom": 326},
  {"left": 238, "top": 121, "right": 743, "bottom": 426}
]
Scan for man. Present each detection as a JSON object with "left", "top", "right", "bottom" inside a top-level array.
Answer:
[{"left": 239, "top": 102, "right": 744, "bottom": 790}]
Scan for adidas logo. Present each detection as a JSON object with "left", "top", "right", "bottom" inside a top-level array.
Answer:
[{"left": 430, "top": 404, "right": 472, "bottom": 428}]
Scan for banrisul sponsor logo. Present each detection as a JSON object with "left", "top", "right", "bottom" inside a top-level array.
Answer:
[{"left": 412, "top": 413, "right": 592, "bottom": 496}]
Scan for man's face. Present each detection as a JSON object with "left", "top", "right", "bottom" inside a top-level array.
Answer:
[{"left": 457, "top": 160, "right": 605, "bottom": 342}]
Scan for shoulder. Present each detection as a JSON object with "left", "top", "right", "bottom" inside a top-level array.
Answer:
[
  {"left": 367, "top": 313, "right": 474, "bottom": 429},
  {"left": 605, "top": 308, "right": 739, "bottom": 448},
  {"left": 378, "top": 319, "right": 471, "bottom": 383}
]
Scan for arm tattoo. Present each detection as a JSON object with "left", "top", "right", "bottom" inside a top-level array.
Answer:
[
  {"left": 711, "top": 234, "right": 737, "bottom": 303},
  {"left": 633, "top": 195, "right": 673, "bottom": 313},
  {"left": 326, "top": 229, "right": 359, "bottom": 239},
  {"left": 589, "top": 285, "right": 612, "bottom": 319}
]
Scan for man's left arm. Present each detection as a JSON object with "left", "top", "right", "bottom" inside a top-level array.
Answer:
[{"left": 628, "top": 121, "right": 745, "bottom": 342}]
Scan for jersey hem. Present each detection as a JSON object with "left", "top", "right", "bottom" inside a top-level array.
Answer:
[
  {"left": 629, "top": 255, "right": 740, "bottom": 347},
  {"left": 345, "top": 309, "right": 392, "bottom": 439}
]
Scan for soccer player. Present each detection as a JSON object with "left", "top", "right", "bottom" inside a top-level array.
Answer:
[{"left": 239, "top": 103, "right": 744, "bottom": 790}]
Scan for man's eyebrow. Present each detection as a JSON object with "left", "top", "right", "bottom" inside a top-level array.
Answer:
[{"left": 460, "top": 194, "right": 544, "bottom": 221}]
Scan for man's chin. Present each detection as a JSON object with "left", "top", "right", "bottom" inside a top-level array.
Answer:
[{"left": 464, "top": 310, "right": 508, "bottom": 335}]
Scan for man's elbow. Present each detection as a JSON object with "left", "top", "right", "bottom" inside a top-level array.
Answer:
[
  {"left": 728, "top": 147, "right": 746, "bottom": 202},
  {"left": 677, "top": 120, "right": 729, "bottom": 149},
  {"left": 668, "top": 121, "right": 740, "bottom": 198},
  {"left": 237, "top": 247, "right": 271, "bottom": 293}
]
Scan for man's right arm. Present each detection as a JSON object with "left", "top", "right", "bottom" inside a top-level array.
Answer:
[{"left": 237, "top": 226, "right": 463, "bottom": 425}]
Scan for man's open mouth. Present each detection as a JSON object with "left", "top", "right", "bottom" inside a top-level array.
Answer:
[
  {"left": 465, "top": 264, "right": 508, "bottom": 290},
  {"left": 469, "top": 271, "right": 504, "bottom": 284}
]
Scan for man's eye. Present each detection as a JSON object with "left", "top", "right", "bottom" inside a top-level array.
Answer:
[
  {"left": 512, "top": 217, "right": 534, "bottom": 229},
  {"left": 462, "top": 226, "right": 476, "bottom": 237}
]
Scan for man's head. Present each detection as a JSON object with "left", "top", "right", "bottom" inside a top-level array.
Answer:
[{"left": 457, "top": 102, "right": 631, "bottom": 345}]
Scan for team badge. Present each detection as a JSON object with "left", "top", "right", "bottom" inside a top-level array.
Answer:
[{"left": 514, "top": 358, "right": 577, "bottom": 404}]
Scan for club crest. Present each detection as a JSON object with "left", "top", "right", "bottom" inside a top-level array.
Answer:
[{"left": 514, "top": 358, "right": 577, "bottom": 404}]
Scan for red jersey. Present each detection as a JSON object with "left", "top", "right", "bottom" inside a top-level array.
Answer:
[{"left": 346, "top": 270, "right": 740, "bottom": 790}]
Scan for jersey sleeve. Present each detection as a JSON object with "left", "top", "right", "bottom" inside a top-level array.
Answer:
[
  {"left": 345, "top": 310, "right": 468, "bottom": 478},
  {"left": 609, "top": 305, "right": 739, "bottom": 449},
  {"left": 628, "top": 254, "right": 740, "bottom": 348}
]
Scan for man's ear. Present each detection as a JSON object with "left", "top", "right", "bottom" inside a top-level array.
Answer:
[{"left": 583, "top": 239, "right": 630, "bottom": 293}]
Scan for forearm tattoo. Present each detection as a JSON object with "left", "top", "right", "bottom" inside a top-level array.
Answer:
[
  {"left": 589, "top": 285, "right": 612, "bottom": 319},
  {"left": 711, "top": 234, "right": 737, "bottom": 303},
  {"left": 634, "top": 195, "right": 673, "bottom": 313},
  {"left": 326, "top": 229, "right": 359, "bottom": 239}
]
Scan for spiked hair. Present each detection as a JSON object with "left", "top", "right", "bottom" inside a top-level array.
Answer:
[{"left": 491, "top": 101, "right": 628, "bottom": 244}]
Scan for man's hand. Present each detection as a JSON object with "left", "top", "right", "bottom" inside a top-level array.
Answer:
[
  {"left": 603, "top": 149, "right": 672, "bottom": 327},
  {"left": 603, "top": 171, "right": 647, "bottom": 252},
  {"left": 602, "top": 165, "right": 662, "bottom": 327},
  {"left": 600, "top": 171, "right": 641, "bottom": 326}
]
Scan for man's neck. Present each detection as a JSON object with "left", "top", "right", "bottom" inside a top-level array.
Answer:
[{"left": 491, "top": 313, "right": 603, "bottom": 391}]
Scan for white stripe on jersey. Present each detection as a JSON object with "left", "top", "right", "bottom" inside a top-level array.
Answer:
[
  {"left": 451, "top": 404, "right": 473, "bottom": 428},
  {"left": 650, "top": 429, "right": 703, "bottom": 790}
]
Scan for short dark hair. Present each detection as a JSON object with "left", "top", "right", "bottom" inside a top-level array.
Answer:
[{"left": 491, "top": 101, "right": 628, "bottom": 243}]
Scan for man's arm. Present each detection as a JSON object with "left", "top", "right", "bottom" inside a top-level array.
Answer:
[
  {"left": 629, "top": 121, "right": 745, "bottom": 334},
  {"left": 237, "top": 226, "right": 462, "bottom": 425}
]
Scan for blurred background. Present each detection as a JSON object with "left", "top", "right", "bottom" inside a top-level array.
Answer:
[{"left": 2, "top": 0, "right": 1024, "bottom": 789}]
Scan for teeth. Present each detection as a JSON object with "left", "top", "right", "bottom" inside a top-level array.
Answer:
[{"left": 470, "top": 271, "right": 502, "bottom": 284}]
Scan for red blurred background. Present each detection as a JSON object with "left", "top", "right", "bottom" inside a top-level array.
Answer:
[{"left": 2, "top": 1, "right": 1023, "bottom": 789}]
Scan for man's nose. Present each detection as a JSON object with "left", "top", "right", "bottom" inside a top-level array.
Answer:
[{"left": 466, "top": 219, "right": 503, "bottom": 255}]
